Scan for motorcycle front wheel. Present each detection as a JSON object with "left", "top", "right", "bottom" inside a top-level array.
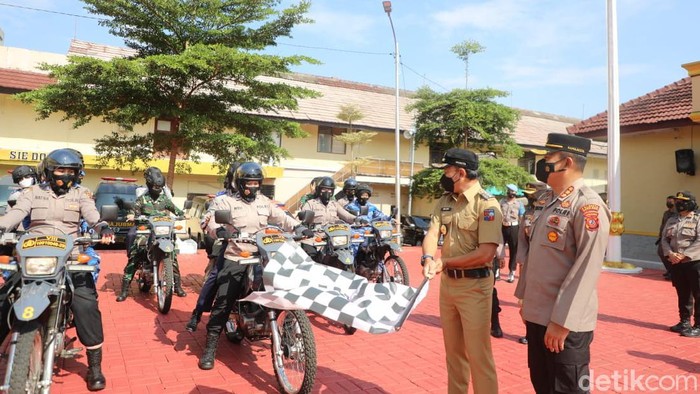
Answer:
[
  {"left": 156, "top": 257, "right": 174, "bottom": 314},
  {"left": 382, "top": 255, "right": 410, "bottom": 286},
  {"left": 271, "top": 310, "right": 317, "bottom": 394},
  {"left": 8, "top": 321, "right": 44, "bottom": 394}
]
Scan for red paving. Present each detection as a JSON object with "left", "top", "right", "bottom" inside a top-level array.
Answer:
[{"left": 11, "top": 247, "right": 700, "bottom": 393}]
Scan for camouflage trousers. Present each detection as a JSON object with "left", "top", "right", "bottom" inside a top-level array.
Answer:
[{"left": 123, "top": 234, "right": 183, "bottom": 283}]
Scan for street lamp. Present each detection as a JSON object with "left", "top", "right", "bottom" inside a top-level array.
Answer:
[
  {"left": 403, "top": 127, "right": 416, "bottom": 215},
  {"left": 382, "top": 1, "right": 402, "bottom": 236}
]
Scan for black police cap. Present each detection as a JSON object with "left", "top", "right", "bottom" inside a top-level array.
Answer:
[
  {"left": 535, "top": 133, "right": 592, "bottom": 157},
  {"left": 431, "top": 148, "right": 479, "bottom": 170}
]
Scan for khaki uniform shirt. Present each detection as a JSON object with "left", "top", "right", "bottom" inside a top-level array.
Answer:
[
  {"left": 0, "top": 184, "right": 106, "bottom": 239},
  {"left": 661, "top": 211, "right": 700, "bottom": 260},
  {"left": 430, "top": 181, "right": 503, "bottom": 265},
  {"left": 300, "top": 198, "right": 355, "bottom": 227},
  {"left": 206, "top": 193, "right": 300, "bottom": 261},
  {"left": 500, "top": 198, "right": 521, "bottom": 226},
  {"left": 514, "top": 178, "right": 611, "bottom": 332}
]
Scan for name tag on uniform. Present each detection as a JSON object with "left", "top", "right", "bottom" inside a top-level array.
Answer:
[{"left": 441, "top": 207, "right": 452, "bottom": 211}]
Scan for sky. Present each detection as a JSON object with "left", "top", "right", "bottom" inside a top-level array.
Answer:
[{"left": 0, "top": 0, "right": 697, "bottom": 120}]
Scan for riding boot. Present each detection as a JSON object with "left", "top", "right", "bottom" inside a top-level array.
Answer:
[
  {"left": 198, "top": 331, "right": 220, "bottom": 370},
  {"left": 116, "top": 278, "right": 131, "bottom": 302},
  {"left": 174, "top": 275, "right": 187, "bottom": 297},
  {"left": 86, "top": 348, "right": 106, "bottom": 391},
  {"left": 185, "top": 308, "right": 202, "bottom": 332}
]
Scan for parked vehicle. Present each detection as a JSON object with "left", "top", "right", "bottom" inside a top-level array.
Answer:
[
  {"left": 215, "top": 210, "right": 317, "bottom": 394},
  {"left": 0, "top": 175, "right": 16, "bottom": 216},
  {"left": 401, "top": 215, "right": 431, "bottom": 246},
  {"left": 0, "top": 207, "right": 117, "bottom": 394},
  {"left": 93, "top": 177, "right": 139, "bottom": 244}
]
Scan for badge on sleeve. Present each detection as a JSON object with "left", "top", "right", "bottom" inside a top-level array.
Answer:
[
  {"left": 483, "top": 208, "right": 495, "bottom": 221},
  {"left": 580, "top": 204, "right": 600, "bottom": 231}
]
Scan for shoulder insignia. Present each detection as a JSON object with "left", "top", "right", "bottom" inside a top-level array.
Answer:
[
  {"left": 483, "top": 208, "right": 496, "bottom": 221},
  {"left": 560, "top": 200, "right": 571, "bottom": 208},
  {"left": 580, "top": 204, "right": 600, "bottom": 231},
  {"left": 559, "top": 186, "right": 574, "bottom": 199},
  {"left": 478, "top": 189, "right": 494, "bottom": 200}
]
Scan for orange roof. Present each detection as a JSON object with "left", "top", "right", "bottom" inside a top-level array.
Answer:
[
  {"left": 567, "top": 77, "right": 692, "bottom": 137},
  {"left": 0, "top": 69, "right": 54, "bottom": 92}
]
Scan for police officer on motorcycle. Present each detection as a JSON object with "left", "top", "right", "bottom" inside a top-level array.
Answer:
[
  {"left": 335, "top": 178, "right": 358, "bottom": 207},
  {"left": 345, "top": 184, "right": 391, "bottom": 221},
  {"left": 198, "top": 162, "right": 311, "bottom": 370},
  {"left": 117, "top": 167, "right": 186, "bottom": 301},
  {"left": 0, "top": 148, "right": 114, "bottom": 391}
]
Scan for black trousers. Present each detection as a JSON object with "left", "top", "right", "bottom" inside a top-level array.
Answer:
[
  {"left": 526, "top": 321, "right": 593, "bottom": 394},
  {"left": 502, "top": 225, "right": 519, "bottom": 272},
  {"left": 670, "top": 261, "right": 700, "bottom": 322},
  {"left": 205, "top": 258, "right": 247, "bottom": 334},
  {"left": 657, "top": 243, "right": 672, "bottom": 274},
  {"left": 194, "top": 241, "right": 227, "bottom": 315},
  {"left": 491, "top": 264, "right": 501, "bottom": 323}
]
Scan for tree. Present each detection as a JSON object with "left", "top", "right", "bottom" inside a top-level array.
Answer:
[
  {"left": 18, "top": 0, "right": 319, "bottom": 187},
  {"left": 451, "top": 39, "right": 485, "bottom": 90},
  {"left": 334, "top": 104, "right": 376, "bottom": 175}
]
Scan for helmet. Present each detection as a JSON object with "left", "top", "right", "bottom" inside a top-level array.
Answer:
[
  {"left": 42, "top": 148, "right": 83, "bottom": 192},
  {"left": 235, "top": 162, "right": 264, "bottom": 202},
  {"left": 314, "top": 177, "right": 335, "bottom": 197},
  {"left": 11, "top": 165, "right": 37, "bottom": 184},
  {"left": 65, "top": 148, "right": 85, "bottom": 183},
  {"left": 223, "top": 162, "right": 240, "bottom": 192},
  {"left": 144, "top": 167, "right": 166, "bottom": 188},
  {"left": 355, "top": 183, "right": 373, "bottom": 198},
  {"left": 343, "top": 178, "right": 358, "bottom": 192}
]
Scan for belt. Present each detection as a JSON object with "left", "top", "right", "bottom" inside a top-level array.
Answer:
[
  {"left": 503, "top": 221, "right": 519, "bottom": 227},
  {"left": 445, "top": 267, "right": 491, "bottom": 279}
]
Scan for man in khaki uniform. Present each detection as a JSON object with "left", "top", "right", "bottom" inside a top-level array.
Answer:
[
  {"left": 515, "top": 133, "right": 611, "bottom": 394},
  {"left": 499, "top": 183, "right": 524, "bottom": 282},
  {"left": 660, "top": 191, "right": 700, "bottom": 337},
  {"left": 422, "top": 148, "right": 503, "bottom": 394}
]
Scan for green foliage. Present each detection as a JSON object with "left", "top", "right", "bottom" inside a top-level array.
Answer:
[
  {"left": 408, "top": 86, "right": 522, "bottom": 158},
  {"left": 336, "top": 104, "right": 364, "bottom": 132},
  {"left": 410, "top": 158, "right": 534, "bottom": 200},
  {"left": 17, "top": 0, "right": 318, "bottom": 177},
  {"left": 450, "top": 40, "right": 485, "bottom": 62}
]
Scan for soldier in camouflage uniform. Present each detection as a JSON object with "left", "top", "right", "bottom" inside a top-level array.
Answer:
[{"left": 116, "top": 167, "right": 186, "bottom": 301}]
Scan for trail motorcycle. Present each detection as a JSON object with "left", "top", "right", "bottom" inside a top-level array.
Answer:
[
  {"left": 353, "top": 210, "right": 410, "bottom": 286},
  {"left": 131, "top": 214, "right": 187, "bottom": 314},
  {"left": 308, "top": 222, "right": 363, "bottom": 273},
  {"left": 0, "top": 207, "right": 117, "bottom": 394},
  {"left": 215, "top": 211, "right": 317, "bottom": 394}
]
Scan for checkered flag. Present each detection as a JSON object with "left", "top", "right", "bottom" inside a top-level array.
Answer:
[{"left": 241, "top": 241, "right": 429, "bottom": 334}]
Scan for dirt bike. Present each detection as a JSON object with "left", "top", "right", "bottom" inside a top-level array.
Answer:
[
  {"left": 353, "top": 213, "right": 410, "bottom": 287},
  {"left": 0, "top": 207, "right": 117, "bottom": 394},
  {"left": 131, "top": 214, "right": 187, "bottom": 314},
  {"left": 215, "top": 210, "right": 317, "bottom": 394}
]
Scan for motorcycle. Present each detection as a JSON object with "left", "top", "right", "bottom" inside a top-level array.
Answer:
[
  {"left": 130, "top": 212, "right": 188, "bottom": 314},
  {"left": 353, "top": 207, "right": 410, "bottom": 286},
  {"left": 0, "top": 206, "right": 117, "bottom": 394},
  {"left": 215, "top": 210, "right": 317, "bottom": 394}
]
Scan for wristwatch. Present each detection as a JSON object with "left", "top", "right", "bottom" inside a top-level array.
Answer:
[{"left": 420, "top": 254, "right": 433, "bottom": 266}]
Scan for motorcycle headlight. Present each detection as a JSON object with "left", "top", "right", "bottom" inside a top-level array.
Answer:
[
  {"left": 331, "top": 235, "right": 349, "bottom": 246},
  {"left": 25, "top": 257, "right": 58, "bottom": 276},
  {"left": 379, "top": 230, "right": 393, "bottom": 240},
  {"left": 154, "top": 226, "right": 171, "bottom": 236}
]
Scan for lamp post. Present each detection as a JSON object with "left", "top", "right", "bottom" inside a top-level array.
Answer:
[
  {"left": 382, "top": 1, "right": 401, "bottom": 235},
  {"left": 403, "top": 127, "right": 416, "bottom": 215}
]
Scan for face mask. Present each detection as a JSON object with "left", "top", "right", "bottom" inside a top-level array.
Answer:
[
  {"left": 440, "top": 173, "right": 459, "bottom": 193},
  {"left": 507, "top": 192, "right": 516, "bottom": 198},
  {"left": 535, "top": 158, "right": 566, "bottom": 184},
  {"left": 149, "top": 188, "right": 162, "bottom": 199},
  {"left": 320, "top": 191, "right": 332, "bottom": 204},
  {"left": 19, "top": 178, "right": 34, "bottom": 188},
  {"left": 242, "top": 186, "right": 259, "bottom": 202},
  {"left": 346, "top": 190, "right": 355, "bottom": 199},
  {"left": 53, "top": 174, "right": 73, "bottom": 189},
  {"left": 358, "top": 197, "right": 369, "bottom": 206},
  {"left": 666, "top": 202, "right": 675, "bottom": 209}
]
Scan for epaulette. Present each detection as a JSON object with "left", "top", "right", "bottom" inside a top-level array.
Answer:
[{"left": 478, "top": 189, "right": 494, "bottom": 200}]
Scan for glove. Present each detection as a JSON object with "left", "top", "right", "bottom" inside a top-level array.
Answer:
[
  {"left": 294, "top": 225, "right": 314, "bottom": 238},
  {"left": 216, "top": 227, "right": 230, "bottom": 240},
  {"left": 99, "top": 226, "right": 114, "bottom": 238},
  {"left": 354, "top": 216, "right": 370, "bottom": 225}
]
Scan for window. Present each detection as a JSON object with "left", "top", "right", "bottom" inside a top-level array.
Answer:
[
  {"left": 271, "top": 132, "right": 282, "bottom": 147},
  {"left": 317, "top": 126, "right": 346, "bottom": 154},
  {"left": 518, "top": 151, "right": 537, "bottom": 174}
]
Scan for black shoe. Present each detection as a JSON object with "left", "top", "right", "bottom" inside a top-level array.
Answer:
[
  {"left": 670, "top": 320, "right": 691, "bottom": 333},
  {"left": 663, "top": 271, "right": 671, "bottom": 280},
  {"left": 186, "top": 310, "right": 201, "bottom": 332},
  {"left": 199, "top": 332, "right": 220, "bottom": 370},
  {"left": 86, "top": 348, "right": 106, "bottom": 391},
  {"left": 681, "top": 325, "right": 700, "bottom": 337},
  {"left": 175, "top": 286, "right": 187, "bottom": 297},
  {"left": 116, "top": 278, "right": 130, "bottom": 302},
  {"left": 518, "top": 337, "right": 528, "bottom": 344},
  {"left": 490, "top": 324, "right": 503, "bottom": 338}
]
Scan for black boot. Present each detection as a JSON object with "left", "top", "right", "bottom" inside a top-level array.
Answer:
[
  {"left": 681, "top": 324, "right": 700, "bottom": 337},
  {"left": 86, "top": 348, "right": 106, "bottom": 391},
  {"left": 490, "top": 314, "right": 503, "bottom": 338},
  {"left": 116, "top": 278, "right": 130, "bottom": 302},
  {"left": 198, "top": 332, "right": 219, "bottom": 370},
  {"left": 186, "top": 309, "right": 202, "bottom": 332},
  {"left": 670, "top": 319, "right": 691, "bottom": 333},
  {"left": 174, "top": 276, "right": 187, "bottom": 297}
]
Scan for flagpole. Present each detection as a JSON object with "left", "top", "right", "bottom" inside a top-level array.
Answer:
[{"left": 394, "top": 278, "right": 429, "bottom": 331}]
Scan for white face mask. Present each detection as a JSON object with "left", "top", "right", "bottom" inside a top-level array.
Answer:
[{"left": 19, "top": 178, "right": 34, "bottom": 188}]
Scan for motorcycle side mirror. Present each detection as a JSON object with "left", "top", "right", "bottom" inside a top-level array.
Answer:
[
  {"left": 123, "top": 201, "right": 135, "bottom": 210},
  {"left": 391, "top": 206, "right": 398, "bottom": 217},
  {"left": 297, "top": 210, "right": 315, "bottom": 225},
  {"left": 359, "top": 205, "right": 369, "bottom": 216},
  {"left": 214, "top": 210, "right": 232, "bottom": 225},
  {"left": 183, "top": 200, "right": 193, "bottom": 210},
  {"left": 100, "top": 205, "right": 119, "bottom": 221}
]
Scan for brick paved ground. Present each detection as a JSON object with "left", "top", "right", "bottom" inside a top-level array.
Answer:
[{"left": 5, "top": 246, "right": 700, "bottom": 393}]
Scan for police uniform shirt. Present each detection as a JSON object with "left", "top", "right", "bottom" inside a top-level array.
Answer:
[
  {"left": 206, "top": 193, "right": 300, "bottom": 261},
  {"left": 430, "top": 181, "right": 503, "bottom": 264},
  {"left": 661, "top": 211, "right": 700, "bottom": 260},
  {"left": 514, "top": 178, "right": 611, "bottom": 332},
  {"left": 300, "top": 198, "right": 355, "bottom": 227},
  {"left": 500, "top": 198, "right": 521, "bottom": 226},
  {"left": 0, "top": 184, "right": 106, "bottom": 239}
]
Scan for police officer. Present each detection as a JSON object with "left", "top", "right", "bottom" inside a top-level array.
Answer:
[
  {"left": 117, "top": 167, "right": 186, "bottom": 301},
  {"left": 514, "top": 133, "right": 611, "bottom": 394},
  {"left": 11, "top": 165, "right": 38, "bottom": 188},
  {"left": 421, "top": 148, "right": 502, "bottom": 394},
  {"left": 0, "top": 148, "right": 114, "bottom": 391},
  {"left": 198, "top": 162, "right": 310, "bottom": 370},
  {"left": 335, "top": 178, "right": 358, "bottom": 207},
  {"left": 657, "top": 195, "right": 677, "bottom": 279},
  {"left": 345, "top": 184, "right": 391, "bottom": 221},
  {"left": 500, "top": 183, "right": 524, "bottom": 282},
  {"left": 661, "top": 191, "right": 700, "bottom": 337}
]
